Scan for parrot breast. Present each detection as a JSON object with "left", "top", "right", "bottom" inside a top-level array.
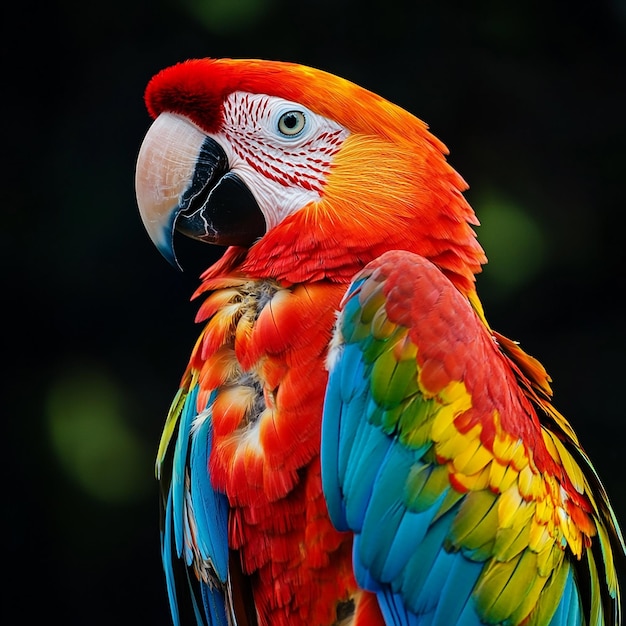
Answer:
[{"left": 187, "top": 273, "right": 359, "bottom": 624}]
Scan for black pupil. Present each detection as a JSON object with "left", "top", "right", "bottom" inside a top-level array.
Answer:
[{"left": 284, "top": 113, "right": 298, "bottom": 129}]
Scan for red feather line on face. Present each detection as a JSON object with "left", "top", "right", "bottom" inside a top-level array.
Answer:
[{"left": 223, "top": 92, "right": 344, "bottom": 194}]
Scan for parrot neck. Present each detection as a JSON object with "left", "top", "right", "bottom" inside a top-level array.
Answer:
[
  {"left": 241, "top": 227, "right": 484, "bottom": 299},
  {"left": 199, "top": 240, "right": 483, "bottom": 302}
]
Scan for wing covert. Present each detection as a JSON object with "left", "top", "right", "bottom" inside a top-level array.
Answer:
[{"left": 321, "top": 249, "right": 623, "bottom": 626}]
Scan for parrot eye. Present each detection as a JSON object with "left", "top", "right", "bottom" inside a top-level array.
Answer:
[{"left": 277, "top": 110, "right": 306, "bottom": 137}]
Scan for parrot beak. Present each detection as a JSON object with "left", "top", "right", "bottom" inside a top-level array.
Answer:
[{"left": 135, "top": 113, "right": 266, "bottom": 268}]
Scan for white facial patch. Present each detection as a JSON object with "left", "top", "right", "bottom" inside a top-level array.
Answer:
[{"left": 211, "top": 92, "right": 350, "bottom": 230}]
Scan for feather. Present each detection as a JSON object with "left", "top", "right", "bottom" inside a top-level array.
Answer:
[
  {"left": 399, "top": 510, "right": 457, "bottom": 609},
  {"left": 382, "top": 489, "right": 450, "bottom": 584},
  {"left": 172, "top": 385, "right": 200, "bottom": 557},
  {"left": 357, "top": 443, "right": 423, "bottom": 578},
  {"left": 189, "top": 415, "right": 229, "bottom": 580},
  {"left": 343, "top": 413, "right": 394, "bottom": 531},
  {"left": 163, "top": 489, "right": 182, "bottom": 626},
  {"left": 377, "top": 589, "right": 423, "bottom": 626},
  {"left": 429, "top": 556, "right": 482, "bottom": 626}
]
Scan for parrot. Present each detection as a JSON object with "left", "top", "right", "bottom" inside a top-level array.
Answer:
[{"left": 134, "top": 58, "right": 625, "bottom": 626}]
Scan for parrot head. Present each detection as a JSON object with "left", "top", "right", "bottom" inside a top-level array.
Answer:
[{"left": 135, "top": 58, "right": 486, "bottom": 291}]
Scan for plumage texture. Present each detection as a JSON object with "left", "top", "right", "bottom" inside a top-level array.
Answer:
[
  {"left": 323, "top": 251, "right": 622, "bottom": 625},
  {"left": 135, "top": 58, "right": 625, "bottom": 626}
]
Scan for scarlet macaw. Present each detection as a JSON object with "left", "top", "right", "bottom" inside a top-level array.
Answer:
[{"left": 134, "top": 58, "right": 625, "bottom": 626}]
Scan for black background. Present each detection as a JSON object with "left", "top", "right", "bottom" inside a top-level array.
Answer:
[{"left": 5, "top": 1, "right": 625, "bottom": 623}]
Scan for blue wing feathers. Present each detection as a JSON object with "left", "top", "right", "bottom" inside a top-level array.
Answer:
[
  {"left": 322, "top": 341, "right": 371, "bottom": 530},
  {"left": 338, "top": 350, "right": 371, "bottom": 482},
  {"left": 199, "top": 579, "right": 229, "bottom": 626},
  {"left": 380, "top": 490, "right": 449, "bottom": 583},
  {"left": 320, "top": 360, "right": 348, "bottom": 529},
  {"left": 411, "top": 545, "right": 457, "bottom": 615},
  {"left": 455, "top": 599, "right": 487, "bottom": 626},
  {"left": 352, "top": 535, "right": 383, "bottom": 592},
  {"left": 378, "top": 589, "right": 424, "bottom": 626},
  {"left": 340, "top": 339, "right": 368, "bottom": 401},
  {"left": 162, "top": 384, "right": 231, "bottom": 626},
  {"left": 399, "top": 511, "right": 457, "bottom": 605},
  {"left": 429, "top": 554, "right": 483, "bottom": 626},
  {"left": 338, "top": 346, "right": 372, "bottom": 480},
  {"left": 163, "top": 489, "right": 182, "bottom": 626},
  {"left": 343, "top": 418, "right": 393, "bottom": 531},
  {"left": 357, "top": 442, "right": 418, "bottom": 576},
  {"left": 172, "top": 385, "right": 199, "bottom": 555},
  {"left": 188, "top": 571, "right": 211, "bottom": 625},
  {"left": 189, "top": 417, "right": 229, "bottom": 581}
]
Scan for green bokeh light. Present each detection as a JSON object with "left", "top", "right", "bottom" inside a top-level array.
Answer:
[
  {"left": 476, "top": 190, "right": 547, "bottom": 299},
  {"left": 180, "top": 0, "right": 274, "bottom": 34},
  {"left": 46, "top": 362, "right": 153, "bottom": 504}
]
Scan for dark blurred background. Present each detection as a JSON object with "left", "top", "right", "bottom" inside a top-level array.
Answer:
[{"left": 4, "top": 0, "right": 625, "bottom": 623}]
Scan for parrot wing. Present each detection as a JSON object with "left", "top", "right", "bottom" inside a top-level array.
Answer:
[
  {"left": 321, "top": 249, "right": 624, "bottom": 626},
  {"left": 156, "top": 369, "right": 250, "bottom": 626}
]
